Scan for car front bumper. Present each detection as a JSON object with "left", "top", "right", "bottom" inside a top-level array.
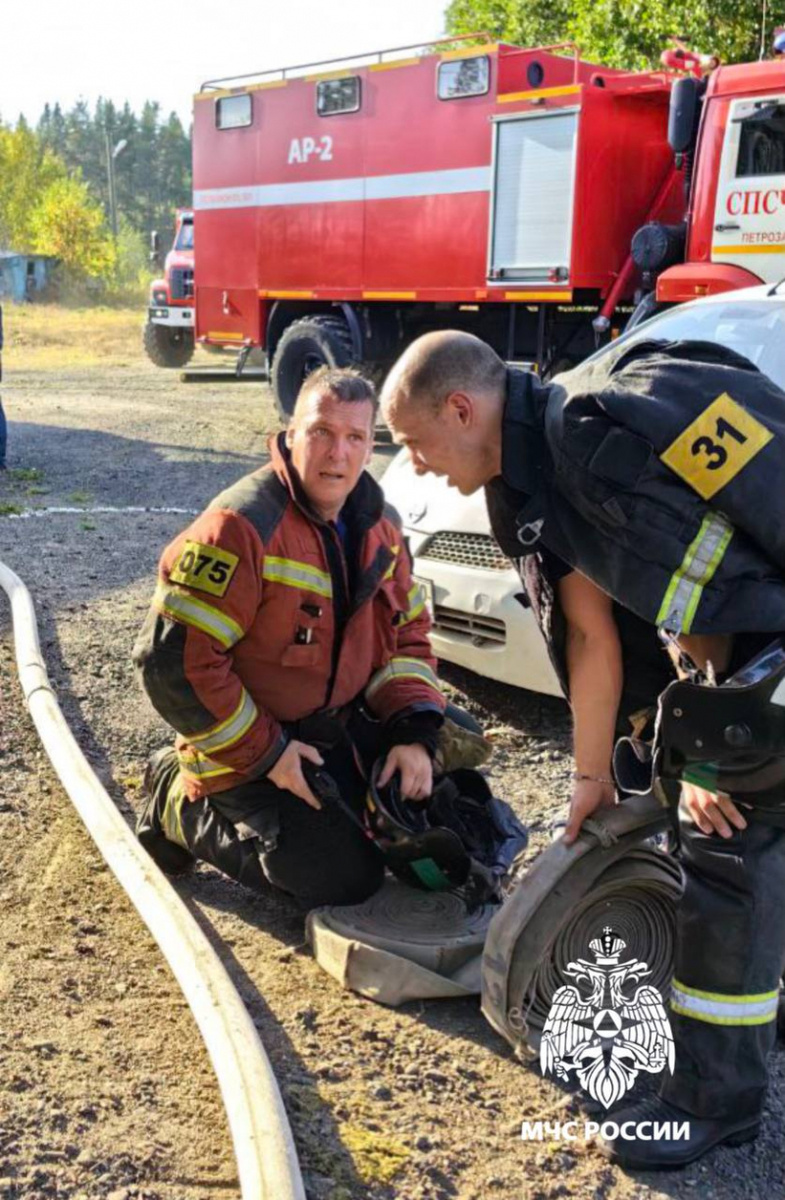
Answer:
[{"left": 406, "top": 527, "right": 561, "bottom": 697}]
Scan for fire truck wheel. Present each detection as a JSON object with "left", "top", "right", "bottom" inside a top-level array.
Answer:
[
  {"left": 270, "top": 315, "right": 356, "bottom": 421},
  {"left": 142, "top": 321, "right": 195, "bottom": 369}
]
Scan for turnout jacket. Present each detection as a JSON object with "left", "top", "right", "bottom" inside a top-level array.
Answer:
[
  {"left": 486, "top": 341, "right": 785, "bottom": 638},
  {"left": 134, "top": 434, "right": 444, "bottom": 799}
]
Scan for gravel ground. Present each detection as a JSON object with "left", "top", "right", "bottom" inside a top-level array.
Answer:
[{"left": 1, "top": 358, "right": 783, "bottom": 1199}]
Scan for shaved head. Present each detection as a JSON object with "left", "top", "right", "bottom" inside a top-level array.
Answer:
[
  {"left": 381, "top": 330, "right": 506, "bottom": 421},
  {"left": 380, "top": 331, "right": 507, "bottom": 495}
]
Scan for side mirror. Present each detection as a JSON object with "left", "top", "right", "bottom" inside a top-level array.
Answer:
[
  {"left": 149, "top": 230, "right": 161, "bottom": 268},
  {"left": 668, "top": 77, "right": 701, "bottom": 155}
]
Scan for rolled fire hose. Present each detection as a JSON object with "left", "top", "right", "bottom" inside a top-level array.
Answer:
[
  {"left": 0, "top": 560, "right": 305, "bottom": 1200},
  {"left": 482, "top": 793, "right": 683, "bottom": 1056}
]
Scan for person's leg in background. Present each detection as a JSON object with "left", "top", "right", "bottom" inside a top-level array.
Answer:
[{"left": 0, "top": 394, "right": 7, "bottom": 468}]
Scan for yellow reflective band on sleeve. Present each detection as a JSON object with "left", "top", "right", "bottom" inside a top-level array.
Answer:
[
  {"left": 382, "top": 545, "right": 401, "bottom": 581},
  {"left": 262, "top": 557, "right": 333, "bottom": 598},
  {"left": 365, "top": 656, "right": 441, "bottom": 700},
  {"left": 671, "top": 979, "right": 779, "bottom": 1026},
  {"left": 655, "top": 512, "right": 733, "bottom": 633},
  {"left": 177, "top": 747, "right": 237, "bottom": 782},
  {"left": 154, "top": 584, "right": 245, "bottom": 649},
  {"left": 186, "top": 688, "right": 258, "bottom": 754},
  {"left": 400, "top": 582, "right": 426, "bottom": 625}
]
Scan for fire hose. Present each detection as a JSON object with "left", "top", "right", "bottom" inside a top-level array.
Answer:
[
  {"left": 482, "top": 793, "right": 683, "bottom": 1054},
  {"left": 0, "top": 559, "right": 305, "bottom": 1200}
]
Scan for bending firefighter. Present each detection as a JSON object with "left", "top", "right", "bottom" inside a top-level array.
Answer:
[
  {"left": 381, "top": 331, "right": 785, "bottom": 1170},
  {"left": 133, "top": 368, "right": 452, "bottom": 910}
]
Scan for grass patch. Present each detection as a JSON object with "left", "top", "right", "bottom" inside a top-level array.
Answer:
[
  {"left": 7, "top": 468, "right": 43, "bottom": 483},
  {"left": 0, "top": 503, "right": 22, "bottom": 516},
  {"left": 338, "top": 1124, "right": 410, "bottom": 1185},
  {"left": 3, "top": 304, "right": 142, "bottom": 370},
  {"left": 69, "top": 490, "right": 92, "bottom": 504},
  {"left": 80, "top": 520, "right": 96, "bottom": 531}
]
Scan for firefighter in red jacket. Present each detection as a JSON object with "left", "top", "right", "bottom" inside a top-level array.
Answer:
[{"left": 133, "top": 368, "right": 446, "bottom": 908}]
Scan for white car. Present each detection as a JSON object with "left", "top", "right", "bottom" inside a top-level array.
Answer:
[{"left": 381, "top": 284, "right": 785, "bottom": 695}]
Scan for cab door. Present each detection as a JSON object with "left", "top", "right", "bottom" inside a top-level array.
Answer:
[{"left": 712, "top": 94, "right": 785, "bottom": 282}]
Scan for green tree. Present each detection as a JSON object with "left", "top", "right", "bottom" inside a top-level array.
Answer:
[
  {"left": 446, "top": 0, "right": 785, "bottom": 69},
  {"left": 0, "top": 123, "right": 66, "bottom": 249},
  {"left": 29, "top": 176, "right": 115, "bottom": 278}
]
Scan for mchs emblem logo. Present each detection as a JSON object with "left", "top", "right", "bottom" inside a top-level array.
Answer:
[{"left": 540, "top": 927, "right": 674, "bottom": 1110}]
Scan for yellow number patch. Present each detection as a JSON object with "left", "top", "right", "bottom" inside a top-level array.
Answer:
[
  {"left": 169, "top": 540, "right": 239, "bottom": 597},
  {"left": 660, "top": 392, "right": 773, "bottom": 500}
]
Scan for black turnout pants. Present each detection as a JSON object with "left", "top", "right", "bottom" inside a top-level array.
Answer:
[
  {"left": 661, "top": 807, "right": 785, "bottom": 1120},
  {"left": 145, "top": 724, "right": 385, "bottom": 910}
]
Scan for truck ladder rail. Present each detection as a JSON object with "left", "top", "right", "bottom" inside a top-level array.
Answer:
[{"left": 200, "top": 31, "right": 494, "bottom": 91}]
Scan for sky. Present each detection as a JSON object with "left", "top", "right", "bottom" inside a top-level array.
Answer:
[{"left": 0, "top": 0, "right": 451, "bottom": 128}]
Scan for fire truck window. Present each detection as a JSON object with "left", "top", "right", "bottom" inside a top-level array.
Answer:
[
  {"left": 316, "top": 77, "right": 361, "bottom": 116},
  {"left": 175, "top": 222, "right": 194, "bottom": 252},
  {"left": 736, "top": 104, "right": 785, "bottom": 177},
  {"left": 437, "top": 56, "right": 490, "bottom": 100},
  {"left": 216, "top": 94, "right": 253, "bottom": 130}
]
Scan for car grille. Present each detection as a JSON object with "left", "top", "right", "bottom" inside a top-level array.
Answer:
[
  {"left": 419, "top": 531, "right": 509, "bottom": 572},
  {"left": 170, "top": 267, "right": 194, "bottom": 301},
  {"left": 433, "top": 604, "right": 506, "bottom": 645}
]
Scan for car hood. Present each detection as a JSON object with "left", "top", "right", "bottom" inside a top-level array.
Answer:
[{"left": 381, "top": 448, "right": 491, "bottom": 535}]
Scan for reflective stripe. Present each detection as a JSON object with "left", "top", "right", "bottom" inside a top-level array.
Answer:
[
  {"left": 194, "top": 166, "right": 490, "bottom": 212},
  {"left": 383, "top": 545, "right": 401, "bottom": 581},
  {"left": 262, "top": 556, "right": 333, "bottom": 598},
  {"left": 400, "top": 582, "right": 426, "bottom": 625},
  {"left": 187, "top": 689, "right": 258, "bottom": 754},
  {"left": 365, "top": 656, "right": 441, "bottom": 700},
  {"left": 155, "top": 584, "right": 244, "bottom": 649},
  {"left": 177, "top": 746, "right": 236, "bottom": 782},
  {"left": 671, "top": 978, "right": 779, "bottom": 1026},
  {"left": 656, "top": 512, "right": 734, "bottom": 633}
]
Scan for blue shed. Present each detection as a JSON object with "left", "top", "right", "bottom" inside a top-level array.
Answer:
[{"left": 0, "top": 252, "right": 57, "bottom": 303}]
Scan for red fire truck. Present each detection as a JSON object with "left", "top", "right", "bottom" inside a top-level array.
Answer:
[
  {"left": 629, "top": 47, "right": 785, "bottom": 315},
  {"left": 143, "top": 208, "right": 195, "bottom": 368},
  {"left": 192, "top": 37, "right": 684, "bottom": 416}
]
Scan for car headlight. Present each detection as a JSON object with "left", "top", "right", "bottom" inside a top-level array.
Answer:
[{"left": 152, "top": 289, "right": 167, "bottom": 305}]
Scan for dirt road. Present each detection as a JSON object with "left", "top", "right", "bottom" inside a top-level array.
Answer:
[{"left": 1, "top": 346, "right": 782, "bottom": 1199}]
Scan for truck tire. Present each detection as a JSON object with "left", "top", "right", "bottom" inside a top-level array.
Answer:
[
  {"left": 142, "top": 321, "right": 195, "bottom": 369},
  {"left": 270, "top": 315, "right": 356, "bottom": 421}
]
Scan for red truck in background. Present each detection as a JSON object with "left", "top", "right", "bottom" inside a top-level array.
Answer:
[
  {"left": 143, "top": 208, "right": 195, "bottom": 368},
  {"left": 192, "top": 37, "right": 684, "bottom": 416},
  {"left": 629, "top": 47, "right": 785, "bottom": 316}
]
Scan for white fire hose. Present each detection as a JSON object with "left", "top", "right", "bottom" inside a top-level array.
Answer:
[{"left": 0, "top": 560, "right": 305, "bottom": 1200}]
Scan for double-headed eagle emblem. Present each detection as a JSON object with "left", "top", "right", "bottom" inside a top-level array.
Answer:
[{"left": 540, "top": 927, "right": 674, "bottom": 1109}]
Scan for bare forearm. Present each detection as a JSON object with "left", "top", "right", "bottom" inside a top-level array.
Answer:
[{"left": 566, "top": 628, "right": 623, "bottom": 777}]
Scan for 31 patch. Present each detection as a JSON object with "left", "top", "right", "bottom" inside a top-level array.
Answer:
[
  {"left": 169, "top": 540, "right": 239, "bottom": 597},
  {"left": 660, "top": 392, "right": 773, "bottom": 500}
]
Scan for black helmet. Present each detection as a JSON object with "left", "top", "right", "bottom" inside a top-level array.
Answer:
[
  {"left": 654, "top": 639, "right": 785, "bottom": 796},
  {"left": 365, "top": 763, "right": 529, "bottom": 905}
]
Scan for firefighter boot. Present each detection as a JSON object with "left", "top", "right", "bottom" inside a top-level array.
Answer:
[
  {"left": 137, "top": 750, "right": 196, "bottom": 876},
  {"left": 598, "top": 1095, "right": 760, "bottom": 1169}
]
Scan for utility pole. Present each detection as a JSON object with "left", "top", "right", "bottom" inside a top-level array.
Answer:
[{"left": 103, "top": 130, "right": 128, "bottom": 243}]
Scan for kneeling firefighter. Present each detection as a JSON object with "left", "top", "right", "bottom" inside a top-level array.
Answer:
[
  {"left": 381, "top": 330, "right": 785, "bottom": 1168},
  {"left": 133, "top": 367, "right": 487, "bottom": 910}
]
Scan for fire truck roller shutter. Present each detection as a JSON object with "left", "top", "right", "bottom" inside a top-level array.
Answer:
[{"left": 270, "top": 314, "right": 357, "bottom": 422}]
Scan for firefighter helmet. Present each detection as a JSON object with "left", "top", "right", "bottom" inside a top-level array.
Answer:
[
  {"left": 365, "top": 763, "right": 529, "bottom": 904},
  {"left": 654, "top": 639, "right": 785, "bottom": 796}
]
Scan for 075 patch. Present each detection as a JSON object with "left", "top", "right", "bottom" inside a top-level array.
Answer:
[
  {"left": 660, "top": 392, "right": 773, "bottom": 500},
  {"left": 169, "top": 540, "right": 239, "bottom": 597}
]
